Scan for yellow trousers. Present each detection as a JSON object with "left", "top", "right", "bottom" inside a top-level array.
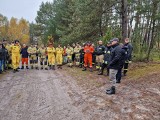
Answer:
[
  {"left": 56, "top": 54, "right": 63, "bottom": 65},
  {"left": 12, "top": 54, "right": 20, "bottom": 69},
  {"left": 48, "top": 55, "right": 55, "bottom": 65}
]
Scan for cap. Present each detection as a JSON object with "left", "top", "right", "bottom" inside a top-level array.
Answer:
[{"left": 110, "top": 38, "right": 119, "bottom": 42}]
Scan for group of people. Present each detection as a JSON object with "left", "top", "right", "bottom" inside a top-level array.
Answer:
[{"left": 0, "top": 38, "right": 133, "bottom": 95}]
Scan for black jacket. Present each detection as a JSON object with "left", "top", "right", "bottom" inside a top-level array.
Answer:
[
  {"left": 124, "top": 43, "right": 133, "bottom": 61},
  {"left": 0, "top": 46, "right": 5, "bottom": 60},
  {"left": 108, "top": 44, "right": 125, "bottom": 70},
  {"left": 120, "top": 46, "right": 128, "bottom": 69},
  {"left": 103, "top": 46, "right": 112, "bottom": 64},
  {"left": 95, "top": 45, "right": 105, "bottom": 55},
  {"left": 21, "top": 47, "right": 29, "bottom": 58},
  {"left": 79, "top": 48, "right": 84, "bottom": 58}
]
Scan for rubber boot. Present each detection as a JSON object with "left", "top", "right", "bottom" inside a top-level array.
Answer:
[
  {"left": 52, "top": 65, "right": 55, "bottom": 70},
  {"left": 82, "top": 67, "right": 87, "bottom": 71},
  {"left": 26, "top": 66, "right": 29, "bottom": 69},
  {"left": 13, "top": 69, "right": 16, "bottom": 73},
  {"left": 106, "top": 86, "right": 115, "bottom": 95},
  {"left": 21, "top": 66, "right": 24, "bottom": 69},
  {"left": 90, "top": 67, "right": 93, "bottom": 72}
]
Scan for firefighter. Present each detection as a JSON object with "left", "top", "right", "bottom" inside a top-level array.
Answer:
[
  {"left": 66, "top": 45, "right": 73, "bottom": 67},
  {"left": 74, "top": 43, "right": 81, "bottom": 66},
  {"left": 11, "top": 40, "right": 21, "bottom": 73},
  {"left": 56, "top": 44, "right": 63, "bottom": 69},
  {"left": 47, "top": 43, "right": 56, "bottom": 70},
  {"left": 4, "top": 41, "right": 12, "bottom": 69},
  {"left": 82, "top": 42, "right": 94, "bottom": 72},
  {"left": 123, "top": 38, "right": 133, "bottom": 76},
  {"left": 95, "top": 40, "right": 105, "bottom": 70},
  {"left": 92, "top": 43, "right": 96, "bottom": 68},
  {"left": 28, "top": 44, "right": 39, "bottom": 69},
  {"left": 39, "top": 44, "right": 48, "bottom": 70},
  {"left": 20, "top": 44, "right": 29, "bottom": 69},
  {"left": 79, "top": 44, "right": 85, "bottom": 68},
  {"left": 98, "top": 41, "right": 112, "bottom": 75},
  {"left": 63, "top": 46, "right": 67, "bottom": 64}
]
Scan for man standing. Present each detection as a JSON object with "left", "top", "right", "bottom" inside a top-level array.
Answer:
[
  {"left": 74, "top": 43, "right": 81, "bottom": 66},
  {"left": 0, "top": 42, "right": 5, "bottom": 74},
  {"left": 123, "top": 38, "right": 133, "bottom": 76},
  {"left": 56, "top": 44, "right": 63, "bottom": 69},
  {"left": 95, "top": 40, "right": 105, "bottom": 70},
  {"left": 21, "top": 44, "right": 29, "bottom": 69},
  {"left": 28, "top": 44, "right": 38, "bottom": 69},
  {"left": 82, "top": 42, "right": 94, "bottom": 72},
  {"left": 47, "top": 43, "right": 56, "bottom": 70},
  {"left": 11, "top": 40, "right": 21, "bottom": 73},
  {"left": 39, "top": 44, "right": 48, "bottom": 70},
  {"left": 98, "top": 41, "right": 112, "bottom": 75},
  {"left": 66, "top": 45, "right": 73, "bottom": 67},
  {"left": 106, "top": 38, "right": 124, "bottom": 95}
]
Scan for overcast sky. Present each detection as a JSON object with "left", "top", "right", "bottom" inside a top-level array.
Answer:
[{"left": 0, "top": 0, "right": 53, "bottom": 23}]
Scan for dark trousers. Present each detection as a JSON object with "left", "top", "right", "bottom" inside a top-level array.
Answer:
[
  {"left": 116, "top": 68, "right": 122, "bottom": 82},
  {"left": 100, "top": 63, "right": 109, "bottom": 75},
  {"left": 123, "top": 63, "right": 129, "bottom": 75},
  {"left": 80, "top": 57, "right": 84, "bottom": 67}
]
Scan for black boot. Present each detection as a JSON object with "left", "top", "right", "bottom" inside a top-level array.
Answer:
[
  {"left": 106, "top": 86, "right": 115, "bottom": 95},
  {"left": 13, "top": 69, "right": 16, "bottom": 73},
  {"left": 0, "top": 70, "right": 2, "bottom": 74},
  {"left": 116, "top": 80, "right": 121, "bottom": 83},
  {"left": 26, "top": 66, "right": 29, "bottom": 69},
  {"left": 90, "top": 67, "right": 93, "bottom": 72},
  {"left": 52, "top": 65, "right": 55, "bottom": 70},
  {"left": 31, "top": 66, "right": 33, "bottom": 69},
  {"left": 21, "top": 66, "right": 24, "bottom": 69},
  {"left": 82, "top": 67, "right": 87, "bottom": 71}
]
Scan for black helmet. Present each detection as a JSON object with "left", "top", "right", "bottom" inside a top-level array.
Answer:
[{"left": 14, "top": 40, "right": 19, "bottom": 43}]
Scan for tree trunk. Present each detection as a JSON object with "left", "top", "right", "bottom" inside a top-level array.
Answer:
[
  {"left": 121, "top": 0, "right": 128, "bottom": 41},
  {"left": 146, "top": 1, "right": 158, "bottom": 61}
]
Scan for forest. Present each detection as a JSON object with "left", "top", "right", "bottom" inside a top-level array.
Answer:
[{"left": 0, "top": 0, "right": 160, "bottom": 61}]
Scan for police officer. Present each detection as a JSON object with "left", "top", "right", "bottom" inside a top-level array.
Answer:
[
  {"left": 116, "top": 44, "right": 128, "bottom": 83},
  {"left": 98, "top": 41, "right": 112, "bottom": 75},
  {"left": 106, "top": 38, "right": 125, "bottom": 95},
  {"left": 123, "top": 38, "right": 133, "bottom": 76},
  {"left": 95, "top": 40, "right": 105, "bottom": 70}
]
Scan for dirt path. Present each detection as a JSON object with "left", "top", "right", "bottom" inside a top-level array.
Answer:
[
  {"left": 0, "top": 65, "right": 160, "bottom": 120},
  {"left": 0, "top": 69, "right": 87, "bottom": 120}
]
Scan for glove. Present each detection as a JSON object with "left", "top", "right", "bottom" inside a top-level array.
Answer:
[{"left": 129, "top": 61, "right": 132, "bottom": 64}]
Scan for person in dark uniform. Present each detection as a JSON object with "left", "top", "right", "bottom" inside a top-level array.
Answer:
[
  {"left": 98, "top": 41, "right": 112, "bottom": 75},
  {"left": 106, "top": 38, "right": 126, "bottom": 95},
  {"left": 123, "top": 38, "right": 133, "bottom": 76},
  {"left": 79, "top": 45, "right": 85, "bottom": 68},
  {"left": 95, "top": 40, "right": 105, "bottom": 70},
  {"left": 116, "top": 44, "right": 128, "bottom": 83}
]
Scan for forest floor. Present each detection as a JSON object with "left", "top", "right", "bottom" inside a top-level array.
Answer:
[{"left": 0, "top": 62, "right": 160, "bottom": 120}]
